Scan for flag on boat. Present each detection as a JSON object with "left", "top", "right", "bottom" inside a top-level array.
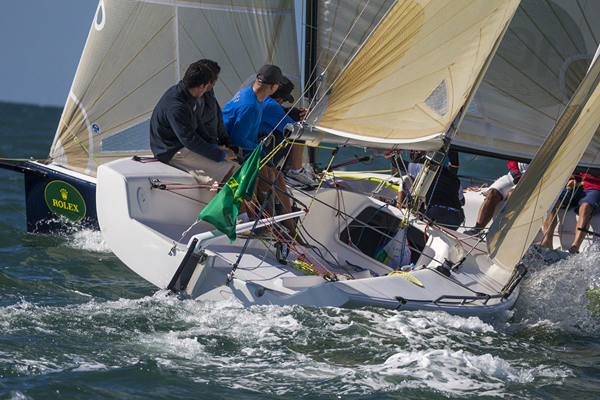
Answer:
[
  {"left": 198, "top": 143, "right": 262, "bottom": 242},
  {"left": 374, "top": 228, "right": 411, "bottom": 269}
]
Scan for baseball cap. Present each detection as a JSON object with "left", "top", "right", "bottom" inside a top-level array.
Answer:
[
  {"left": 272, "top": 82, "right": 294, "bottom": 103},
  {"left": 256, "top": 64, "right": 289, "bottom": 85}
]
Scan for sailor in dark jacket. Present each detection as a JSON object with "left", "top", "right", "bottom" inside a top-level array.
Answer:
[{"left": 150, "top": 60, "right": 238, "bottom": 184}]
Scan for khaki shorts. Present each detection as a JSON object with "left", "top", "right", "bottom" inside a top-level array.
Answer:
[
  {"left": 483, "top": 173, "right": 515, "bottom": 200},
  {"left": 168, "top": 147, "right": 238, "bottom": 184}
]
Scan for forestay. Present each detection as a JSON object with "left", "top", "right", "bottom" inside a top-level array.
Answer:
[
  {"left": 304, "top": 0, "right": 520, "bottom": 149},
  {"left": 49, "top": 0, "right": 300, "bottom": 177},
  {"left": 487, "top": 48, "right": 600, "bottom": 272},
  {"left": 456, "top": 0, "right": 600, "bottom": 170}
]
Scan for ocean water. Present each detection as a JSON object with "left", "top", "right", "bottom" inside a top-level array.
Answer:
[{"left": 1, "top": 101, "right": 600, "bottom": 399}]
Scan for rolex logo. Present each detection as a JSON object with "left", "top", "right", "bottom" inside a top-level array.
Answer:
[{"left": 45, "top": 181, "right": 86, "bottom": 223}]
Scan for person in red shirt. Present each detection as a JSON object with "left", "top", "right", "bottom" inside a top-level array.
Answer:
[{"left": 539, "top": 173, "right": 600, "bottom": 253}]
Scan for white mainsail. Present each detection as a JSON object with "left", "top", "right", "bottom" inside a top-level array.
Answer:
[
  {"left": 304, "top": 0, "right": 521, "bottom": 149},
  {"left": 456, "top": 0, "right": 600, "bottom": 169},
  {"left": 487, "top": 48, "right": 600, "bottom": 271},
  {"left": 49, "top": 0, "right": 300, "bottom": 177}
]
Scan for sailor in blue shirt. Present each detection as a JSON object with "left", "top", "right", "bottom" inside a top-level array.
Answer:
[
  {"left": 222, "top": 64, "right": 305, "bottom": 244},
  {"left": 223, "top": 85, "right": 264, "bottom": 152}
]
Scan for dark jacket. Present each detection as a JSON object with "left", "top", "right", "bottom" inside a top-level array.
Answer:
[
  {"left": 150, "top": 81, "right": 224, "bottom": 163},
  {"left": 427, "top": 166, "right": 463, "bottom": 210},
  {"left": 199, "top": 88, "right": 232, "bottom": 148}
]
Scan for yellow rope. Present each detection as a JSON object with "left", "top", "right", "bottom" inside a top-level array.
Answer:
[
  {"left": 72, "top": 136, "right": 101, "bottom": 166},
  {"left": 259, "top": 139, "right": 288, "bottom": 169},
  {"left": 289, "top": 260, "right": 319, "bottom": 276},
  {"left": 289, "top": 141, "right": 338, "bottom": 150},
  {"left": 388, "top": 270, "right": 423, "bottom": 287},
  {"left": 325, "top": 173, "right": 400, "bottom": 190},
  {"left": 329, "top": 169, "right": 393, "bottom": 173}
]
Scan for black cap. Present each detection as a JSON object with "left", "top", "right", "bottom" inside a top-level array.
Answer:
[
  {"left": 272, "top": 79, "right": 295, "bottom": 103},
  {"left": 280, "top": 92, "right": 294, "bottom": 103},
  {"left": 256, "top": 64, "right": 289, "bottom": 85}
]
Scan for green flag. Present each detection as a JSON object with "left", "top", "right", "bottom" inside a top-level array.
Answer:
[{"left": 198, "top": 142, "right": 263, "bottom": 242}]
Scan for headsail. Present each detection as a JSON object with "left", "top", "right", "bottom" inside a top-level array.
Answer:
[
  {"left": 487, "top": 47, "right": 600, "bottom": 271},
  {"left": 456, "top": 0, "right": 600, "bottom": 170},
  {"left": 303, "top": 0, "right": 520, "bottom": 149},
  {"left": 49, "top": 0, "right": 299, "bottom": 177}
]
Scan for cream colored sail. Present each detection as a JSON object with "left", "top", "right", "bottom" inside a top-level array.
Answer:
[
  {"left": 456, "top": 0, "right": 600, "bottom": 170},
  {"left": 49, "top": 0, "right": 299, "bottom": 177},
  {"left": 305, "top": 0, "right": 520, "bottom": 148},
  {"left": 487, "top": 51, "right": 600, "bottom": 271}
]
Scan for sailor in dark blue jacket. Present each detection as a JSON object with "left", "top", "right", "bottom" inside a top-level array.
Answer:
[{"left": 150, "top": 61, "right": 238, "bottom": 184}]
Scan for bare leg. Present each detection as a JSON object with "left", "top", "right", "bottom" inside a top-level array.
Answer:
[
  {"left": 570, "top": 202, "right": 595, "bottom": 253},
  {"left": 289, "top": 145, "right": 304, "bottom": 171},
  {"left": 397, "top": 176, "right": 413, "bottom": 208},
  {"left": 273, "top": 173, "right": 298, "bottom": 235},
  {"left": 397, "top": 190, "right": 406, "bottom": 207},
  {"left": 540, "top": 203, "right": 560, "bottom": 248},
  {"left": 257, "top": 166, "right": 275, "bottom": 217},
  {"left": 473, "top": 188, "right": 503, "bottom": 231}
]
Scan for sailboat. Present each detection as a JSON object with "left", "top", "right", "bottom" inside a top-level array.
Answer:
[
  {"left": 3, "top": 0, "right": 600, "bottom": 315},
  {"left": 94, "top": 0, "right": 555, "bottom": 316},
  {"left": 0, "top": 0, "right": 598, "bottom": 240}
]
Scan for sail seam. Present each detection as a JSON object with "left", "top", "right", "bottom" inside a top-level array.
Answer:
[
  {"left": 137, "top": 0, "right": 293, "bottom": 15},
  {"left": 68, "top": 91, "right": 94, "bottom": 174}
]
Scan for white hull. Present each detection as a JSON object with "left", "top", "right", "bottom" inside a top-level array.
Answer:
[{"left": 96, "top": 159, "right": 548, "bottom": 316}]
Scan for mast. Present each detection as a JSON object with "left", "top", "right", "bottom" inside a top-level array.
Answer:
[
  {"left": 303, "top": 0, "right": 319, "bottom": 167},
  {"left": 303, "top": 0, "right": 318, "bottom": 102}
]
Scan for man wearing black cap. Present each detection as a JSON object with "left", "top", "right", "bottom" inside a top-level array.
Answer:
[
  {"left": 222, "top": 64, "right": 287, "bottom": 151},
  {"left": 259, "top": 80, "right": 317, "bottom": 186},
  {"left": 221, "top": 64, "right": 304, "bottom": 243}
]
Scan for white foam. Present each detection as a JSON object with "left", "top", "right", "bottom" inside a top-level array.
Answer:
[
  {"left": 67, "top": 229, "right": 111, "bottom": 252},
  {"left": 517, "top": 243, "right": 600, "bottom": 335},
  {"left": 0, "top": 292, "right": 579, "bottom": 396}
]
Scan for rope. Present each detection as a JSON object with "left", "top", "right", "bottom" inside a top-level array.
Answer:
[
  {"left": 290, "top": 142, "right": 338, "bottom": 150},
  {"left": 58, "top": 117, "right": 101, "bottom": 166},
  {"left": 450, "top": 155, "right": 478, "bottom": 169},
  {"left": 293, "top": 147, "right": 339, "bottom": 243},
  {"left": 0, "top": 157, "right": 45, "bottom": 162},
  {"left": 388, "top": 270, "right": 423, "bottom": 287},
  {"left": 0, "top": 198, "right": 26, "bottom": 219}
]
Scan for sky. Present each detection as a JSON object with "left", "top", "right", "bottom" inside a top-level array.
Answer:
[
  {"left": 0, "top": 1, "right": 305, "bottom": 108},
  {"left": 0, "top": 1, "right": 99, "bottom": 107}
]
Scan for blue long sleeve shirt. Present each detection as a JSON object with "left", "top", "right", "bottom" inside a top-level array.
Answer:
[
  {"left": 222, "top": 86, "right": 262, "bottom": 151},
  {"left": 259, "top": 96, "right": 296, "bottom": 134},
  {"left": 149, "top": 81, "right": 224, "bottom": 163}
]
